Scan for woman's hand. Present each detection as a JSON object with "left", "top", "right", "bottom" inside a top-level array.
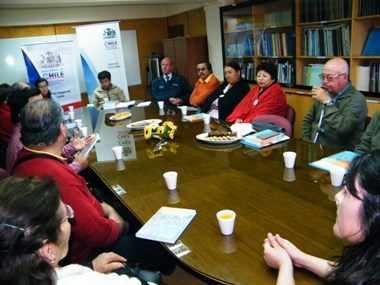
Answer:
[
  {"left": 272, "top": 234, "right": 305, "bottom": 268},
  {"left": 71, "top": 132, "right": 87, "bottom": 151},
  {"left": 73, "top": 154, "right": 89, "bottom": 171},
  {"left": 92, "top": 252, "right": 127, "bottom": 273},
  {"left": 263, "top": 233, "right": 292, "bottom": 270}
]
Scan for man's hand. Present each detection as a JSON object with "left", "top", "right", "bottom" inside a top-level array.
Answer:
[
  {"left": 92, "top": 252, "right": 127, "bottom": 273},
  {"left": 102, "top": 203, "right": 129, "bottom": 234},
  {"left": 311, "top": 86, "right": 331, "bottom": 104},
  {"left": 169, "top": 97, "right": 183, "bottom": 106}
]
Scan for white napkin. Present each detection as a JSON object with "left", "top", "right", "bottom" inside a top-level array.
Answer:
[
  {"left": 116, "top": 100, "right": 135, "bottom": 108},
  {"left": 231, "top": 123, "right": 255, "bottom": 137},
  {"left": 137, "top": 101, "right": 151, "bottom": 107}
]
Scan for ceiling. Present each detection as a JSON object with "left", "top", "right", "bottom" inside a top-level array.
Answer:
[{"left": 0, "top": 0, "right": 219, "bottom": 9}]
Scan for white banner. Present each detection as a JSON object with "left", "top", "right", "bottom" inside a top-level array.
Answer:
[
  {"left": 21, "top": 41, "right": 82, "bottom": 108},
  {"left": 75, "top": 21, "right": 130, "bottom": 101}
]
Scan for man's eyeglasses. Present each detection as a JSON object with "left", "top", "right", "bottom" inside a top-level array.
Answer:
[
  {"left": 319, "top": 73, "right": 346, "bottom": 81},
  {"left": 196, "top": 68, "right": 207, "bottom": 72}
]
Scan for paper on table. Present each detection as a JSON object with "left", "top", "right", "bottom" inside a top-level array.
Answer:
[
  {"left": 136, "top": 206, "right": 196, "bottom": 244},
  {"left": 137, "top": 101, "right": 151, "bottom": 107},
  {"left": 117, "top": 101, "right": 135, "bottom": 108}
]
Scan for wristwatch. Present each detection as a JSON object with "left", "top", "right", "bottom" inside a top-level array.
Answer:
[{"left": 323, "top": 100, "right": 334, "bottom": 107}]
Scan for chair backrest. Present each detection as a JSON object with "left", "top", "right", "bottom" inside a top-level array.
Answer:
[
  {"left": 365, "top": 115, "right": 372, "bottom": 130},
  {"left": 253, "top": 114, "right": 293, "bottom": 137},
  {"left": 285, "top": 104, "right": 296, "bottom": 128}
]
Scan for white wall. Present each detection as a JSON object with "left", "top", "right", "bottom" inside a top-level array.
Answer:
[{"left": 0, "top": 3, "right": 207, "bottom": 26}]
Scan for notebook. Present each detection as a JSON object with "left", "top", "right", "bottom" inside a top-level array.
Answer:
[{"left": 136, "top": 206, "right": 196, "bottom": 244}]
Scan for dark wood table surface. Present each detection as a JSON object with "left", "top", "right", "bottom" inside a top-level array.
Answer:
[{"left": 89, "top": 103, "right": 345, "bottom": 285}]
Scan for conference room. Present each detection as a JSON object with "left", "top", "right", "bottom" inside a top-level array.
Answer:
[{"left": 1, "top": 0, "right": 380, "bottom": 284}]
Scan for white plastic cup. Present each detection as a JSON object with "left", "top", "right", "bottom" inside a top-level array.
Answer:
[
  {"left": 158, "top": 101, "right": 164, "bottom": 109},
  {"left": 163, "top": 171, "right": 178, "bottom": 190},
  {"left": 68, "top": 111, "right": 75, "bottom": 120},
  {"left": 68, "top": 105, "right": 74, "bottom": 112},
  {"left": 283, "top": 167, "right": 296, "bottom": 182},
  {"left": 203, "top": 114, "right": 211, "bottom": 124},
  {"left": 179, "top": 106, "right": 187, "bottom": 116},
  {"left": 283, "top": 151, "right": 297, "bottom": 168},
  {"left": 330, "top": 168, "right": 345, "bottom": 187},
  {"left": 112, "top": 146, "right": 123, "bottom": 160},
  {"left": 216, "top": 210, "right": 236, "bottom": 236},
  {"left": 74, "top": 119, "right": 82, "bottom": 128},
  {"left": 115, "top": 159, "right": 126, "bottom": 171},
  {"left": 79, "top": 127, "right": 88, "bottom": 137}
]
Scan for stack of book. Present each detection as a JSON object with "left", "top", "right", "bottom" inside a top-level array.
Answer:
[
  {"left": 241, "top": 129, "right": 289, "bottom": 149},
  {"left": 302, "top": 23, "right": 351, "bottom": 57},
  {"left": 356, "top": 62, "right": 380, "bottom": 93},
  {"left": 299, "top": 0, "right": 352, "bottom": 22}
]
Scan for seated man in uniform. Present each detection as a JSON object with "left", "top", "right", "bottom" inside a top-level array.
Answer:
[{"left": 152, "top": 57, "right": 192, "bottom": 106}]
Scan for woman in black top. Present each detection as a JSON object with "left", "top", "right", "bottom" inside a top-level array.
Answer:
[{"left": 201, "top": 61, "right": 250, "bottom": 121}]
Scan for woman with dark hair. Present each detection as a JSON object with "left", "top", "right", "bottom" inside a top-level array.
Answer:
[
  {"left": 226, "top": 61, "right": 287, "bottom": 123},
  {"left": 200, "top": 61, "right": 250, "bottom": 121},
  {"left": 0, "top": 176, "right": 144, "bottom": 285},
  {"left": 263, "top": 150, "right": 380, "bottom": 285},
  {"left": 35, "top": 77, "right": 52, "bottom": 99}
]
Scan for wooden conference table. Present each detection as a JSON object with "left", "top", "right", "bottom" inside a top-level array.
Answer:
[{"left": 88, "top": 103, "right": 345, "bottom": 285}]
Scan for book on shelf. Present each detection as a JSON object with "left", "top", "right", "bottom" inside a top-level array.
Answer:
[
  {"left": 357, "top": 66, "right": 370, "bottom": 92},
  {"left": 183, "top": 112, "right": 206, "bottom": 122},
  {"left": 309, "top": 151, "right": 360, "bottom": 174},
  {"left": 135, "top": 206, "right": 196, "bottom": 244},
  {"left": 240, "top": 129, "right": 289, "bottom": 149},
  {"left": 361, "top": 27, "right": 380, "bottom": 56},
  {"left": 303, "top": 64, "right": 324, "bottom": 87}
]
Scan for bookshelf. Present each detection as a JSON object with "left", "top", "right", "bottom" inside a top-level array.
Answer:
[
  {"left": 220, "top": 0, "right": 380, "bottom": 96},
  {"left": 221, "top": 0, "right": 295, "bottom": 85}
]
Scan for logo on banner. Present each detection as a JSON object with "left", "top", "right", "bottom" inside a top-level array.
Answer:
[
  {"left": 103, "top": 27, "right": 118, "bottom": 50},
  {"left": 39, "top": 51, "right": 62, "bottom": 69}
]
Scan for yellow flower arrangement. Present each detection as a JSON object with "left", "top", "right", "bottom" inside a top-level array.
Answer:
[{"left": 144, "top": 120, "right": 178, "bottom": 140}]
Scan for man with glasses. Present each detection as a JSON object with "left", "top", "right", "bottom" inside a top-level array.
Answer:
[
  {"left": 189, "top": 61, "right": 220, "bottom": 107},
  {"left": 12, "top": 100, "right": 175, "bottom": 277},
  {"left": 301, "top": 57, "right": 367, "bottom": 150}
]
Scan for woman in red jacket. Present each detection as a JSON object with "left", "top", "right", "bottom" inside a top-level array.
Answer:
[{"left": 226, "top": 62, "right": 287, "bottom": 123}]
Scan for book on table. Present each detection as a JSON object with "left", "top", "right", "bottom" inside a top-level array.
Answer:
[
  {"left": 80, "top": 133, "right": 100, "bottom": 156},
  {"left": 135, "top": 206, "right": 196, "bottom": 244},
  {"left": 309, "top": 151, "right": 360, "bottom": 174},
  {"left": 183, "top": 112, "right": 206, "bottom": 122},
  {"left": 240, "top": 129, "right": 289, "bottom": 149}
]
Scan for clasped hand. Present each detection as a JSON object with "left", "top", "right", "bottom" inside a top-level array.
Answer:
[{"left": 263, "top": 233, "right": 304, "bottom": 269}]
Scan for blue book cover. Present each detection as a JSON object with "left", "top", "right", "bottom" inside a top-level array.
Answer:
[
  {"left": 362, "top": 27, "right": 380, "bottom": 56},
  {"left": 309, "top": 151, "right": 360, "bottom": 174}
]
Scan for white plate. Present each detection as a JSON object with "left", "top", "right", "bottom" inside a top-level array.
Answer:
[
  {"left": 196, "top": 133, "right": 241, "bottom": 145},
  {"left": 127, "top": 119, "right": 162, "bottom": 130},
  {"left": 109, "top": 111, "right": 132, "bottom": 121}
]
